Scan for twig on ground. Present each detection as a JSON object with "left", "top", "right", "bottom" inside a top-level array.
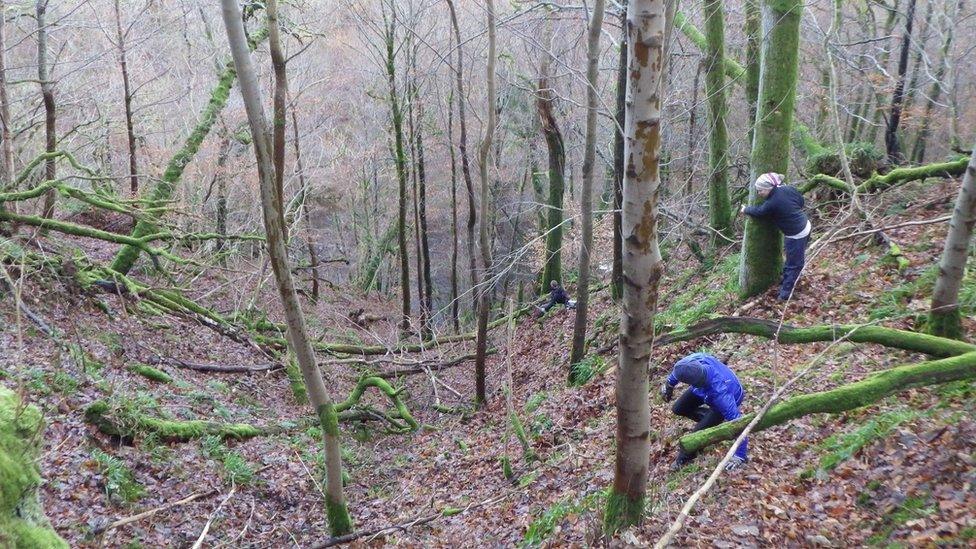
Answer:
[
  {"left": 191, "top": 484, "right": 237, "bottom": 549},
  {"left": 95, "top": 491, "right": 217, "bottom": 535}
]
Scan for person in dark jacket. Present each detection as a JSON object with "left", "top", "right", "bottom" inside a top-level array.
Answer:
[
  {"left": 741, "top": 172, "right": 812, "bottom": 300},
  {"left": 539, "top": 280, "right": 569, "bottom": 313},
  {"left": 660, "top": 353, "right": 748, "bottom": 470}
]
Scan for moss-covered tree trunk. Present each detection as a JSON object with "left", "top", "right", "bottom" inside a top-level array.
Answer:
[
  {"left": 219, "top": 1, "right": 351, "bottom": 535},
  {"left": 929, "top": 143, "right": 976, "bottom": 339},
  {"left": 110, "top": 30, "right": 268, "bottom": 274},
  {"left": 703, "top": 0, "right": 732, "bottom": 243},
  {"left": 537, "top": 13, "right": 565, "bottom": 290},
  {"left": 604, "top": 0, "right": 665, "bottom": 533},
  {"left": 738, "top": 0, "right": 801, "bottom": 298},
  {"left": 680, "top": 351, "right": 976, "bottom": 454},
  {"left": 0, "top": 387, "right": 68, "bottom": 547},
  {"left": 36, "top": 0, "right": 56, "bottom": 224},
  {"left": 569, "top": 0, "right": 605, "bottom": 369},
  {"left": 611, "top": 4, "right": 627, "bottom": 302},
  {"left": 747, "top": 0, "right": 761, "bottom": 145}
]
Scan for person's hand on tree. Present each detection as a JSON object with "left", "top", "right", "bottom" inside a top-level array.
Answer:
[
  {"left": 725, "top": 456, "right": 746, "bottom": 471},
  {"left": 660, "top": 382, "right": 674, "bottom": 403},
  {"left": 739, "top": 204, "right": 746, "bottom": 214}
]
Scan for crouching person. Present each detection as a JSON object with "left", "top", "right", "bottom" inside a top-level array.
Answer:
[{"left": 660, "top": 352, "right": 748, "bottom": 471}]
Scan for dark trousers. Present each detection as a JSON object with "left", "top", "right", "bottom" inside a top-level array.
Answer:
[
  {"left": 672, "top": 389, "right": 724, "bottom": 463},
  {"left": 780, "top": 235, "right": 809, "bottom": 299}
]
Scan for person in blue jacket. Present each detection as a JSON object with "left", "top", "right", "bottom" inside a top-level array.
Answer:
[
  {"left": 740, "top": 172, "right": 812, "bottom": 300},
  {"left": 660, "top": 353, "right": 748, "bottom": 470},
  {"left": 539, "top": 280, "right": 569, "bottom": 313}
]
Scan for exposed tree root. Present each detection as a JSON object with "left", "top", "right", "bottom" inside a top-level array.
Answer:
[
  {"left": 656, "top": 316, "right": 976, "bottom": 358},
  {"left": 679, "top": 351, "right": 976, "bottom": 453}
]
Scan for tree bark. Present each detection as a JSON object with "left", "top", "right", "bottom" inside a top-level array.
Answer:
[
  {"left": 36, "top": 0, "right": 56, "bottom": 223},
  {"left": 611, "top": 4, "right": 626, "bottom": 303},
  {"left": 537, "top": 13, "right": 566, "bottom": 291},
  {"left": 703, "top": 0, "right": 731, "bottom": 242},
  {"left": 445, "top": 0, "right": 478, "bottom": 317},
  {"left": 929, "top": 143, "right": 976, "bottom": 338},
  {"left": 268, "top": 0, "right": 289, "bottom": 238},
  {"left": 738, "top": 0, "right": 801, "bottom": 298},
  {"left": 447, "top": 86, "right": 461, "bottom": 333},
  {"left": 569, "top": 0, "right": 606, "bottom": 369},
  {"left": 474, "top": 0, "right": 498, "bottom": 407},
  {"left": 113, "top": 0, "right": 139, "bottom": 196},
  {"left": 866, "top": 0, "right": 902, "bottom": 146},
  {"left": 0, "top": 0, "right": 13, "bottom": 216},
  {"left": 884, "top": 0, "right": 917, "bottom": 163},
  {"left": 291, "top": 106, "right": 319, "bottom": 302},
  {"left": 381, "top": 4, "right": 412, "bottom": 336},
  {"left": 680, "top": 351, "right": 976, "bottom": 454},
  {"left": 604, "top": 0, "right": 665, "bottom": 533},
  {"left": 218, "top": 0, "right": 351, "bottom": 535}
]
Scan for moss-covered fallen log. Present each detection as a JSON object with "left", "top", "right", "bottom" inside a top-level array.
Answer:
[
  {"left": 110, "top": 28, "right": 269, "bottom": 275},
  {"left": 797, "top": 156, "right": 968, "bottom": 195},
  {"left": 679, "top": 351, "right": 976, "bottom": 454},
  {"left": 656, "top": 316, "right": 976, "bottom": 358},
  {"left": 84, "top": 376, "right": 419, "bottom": 442}
]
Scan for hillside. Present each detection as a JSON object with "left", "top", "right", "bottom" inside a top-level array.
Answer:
[{"left": 1, "top": 175, "right": 974, "bottom": 547}]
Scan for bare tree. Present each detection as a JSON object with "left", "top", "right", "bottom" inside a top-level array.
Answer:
[
  {"left": 37, "top": 0, "right": 56, "bottom": 222},
  {"left": 219, "top": 0, "right": 352, "bottom": 535},
  {"left": 112, "top": 0, "right": 140, "bottom": 195}
]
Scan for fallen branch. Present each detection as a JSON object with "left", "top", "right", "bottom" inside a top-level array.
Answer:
[
  {"left": 798, "top": 156, "right": 968, "bottom": 195},
  {"left": 655, "top": 316, "right": 975, "bottom": 358},
  {"left": 824, "top": 215, "right": 951, "bottom": 244},
  {"left": 679, "top": 351, "right": 976, "bottom": 454},
  {"left": 191, "top": 485, "right": 237, "bottom": 549},
  {"left": 94, "top": 490, "right": 217, "bottom": 535},
  {"left": 148, "top": 355, "right": 278, "bottom": 373}
]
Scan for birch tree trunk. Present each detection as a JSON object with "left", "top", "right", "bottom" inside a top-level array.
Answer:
[
  {"left": 474, "top": 0, "right": 498, "bottom": 407},
  {"left": 738, "top": 0, "right": 801, "bottom": 298},
  {"left": 569, "top": 0, "right": 606, "bottom": 369},
  {"left": 604, "top": 0, "right": 665, "bottom": 532},
  {"left": 703, "top": 0, "right": 731, "bottom": 242},
  {"left": 929, "top": 144, "right": 976, "bottom": 339},
  {"left": 219, "top": 0, "right": 352, "bottom": 535}
]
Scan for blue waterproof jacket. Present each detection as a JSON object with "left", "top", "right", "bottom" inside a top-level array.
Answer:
[
  {"left": 667, "top": 353, "right": 748, "bottom": 460},
  {"left": 743, "top": 185, "right": 808, "bottom": 236}
]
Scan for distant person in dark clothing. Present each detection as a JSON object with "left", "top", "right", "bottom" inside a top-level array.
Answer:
[
  {"left": 660, "top": 353, "right": 747, "bottom": 470},
  {"left": 741, "top": 172, "right": 812, "bottom": 300},
  {"left": 539, "top": 280, "right": 569, "bottom": 313}
]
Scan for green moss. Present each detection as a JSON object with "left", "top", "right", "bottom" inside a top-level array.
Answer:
[
  {"left": 657, "top": 253, "right": 739, "bottom": 331},
  {"left": 325, "top": 494, "right": 353, "bottom": 537},
  {"left": 602, "top": 489, "right": 644, "bottom": 535},
  {"left": 129, "top": 364, "right": 172, "bottom": 384},
  {"left": 524, "top": 392, "right": 548, "bottom": 414},
  {"left": 85, "top": 398, "right": 266, "bottom": 442},
  {"left": 500, "top": 456, "right": 514, "bottom": 480},
  {"left": 0, "top": 386, "right": 69, "bottom": 548},
  {"left": 285, "top": 357, "right": 308, "bottom": 405}
]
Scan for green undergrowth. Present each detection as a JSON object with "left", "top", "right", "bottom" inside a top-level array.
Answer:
[
  {"left": 802, "top": 407, "right": 922, "bottom": 479},
  {"left": 200, "top": 435, "right": 256, "bottom": 485},
  {"left": 864, "top": 493, "right": 935, "bottom": 546},
  {"left": 870, "top": 264, "right": 976, "bottom": 325},
  {"left": 523, "top": 490, "right": 605, "bottom": 547},
  {"left": 90, "top": 448, "right": 145, "bottom": 504},
  {"left": 655, "top": 253, "right": 740, "bottom": 332},
  {"left": 569, "top": 355, "right": 608, "bottom": 386}
]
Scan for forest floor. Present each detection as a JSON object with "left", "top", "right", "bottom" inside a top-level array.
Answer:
[{"left": 2, "top": 175, "right": 975, "bottom": 548}]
